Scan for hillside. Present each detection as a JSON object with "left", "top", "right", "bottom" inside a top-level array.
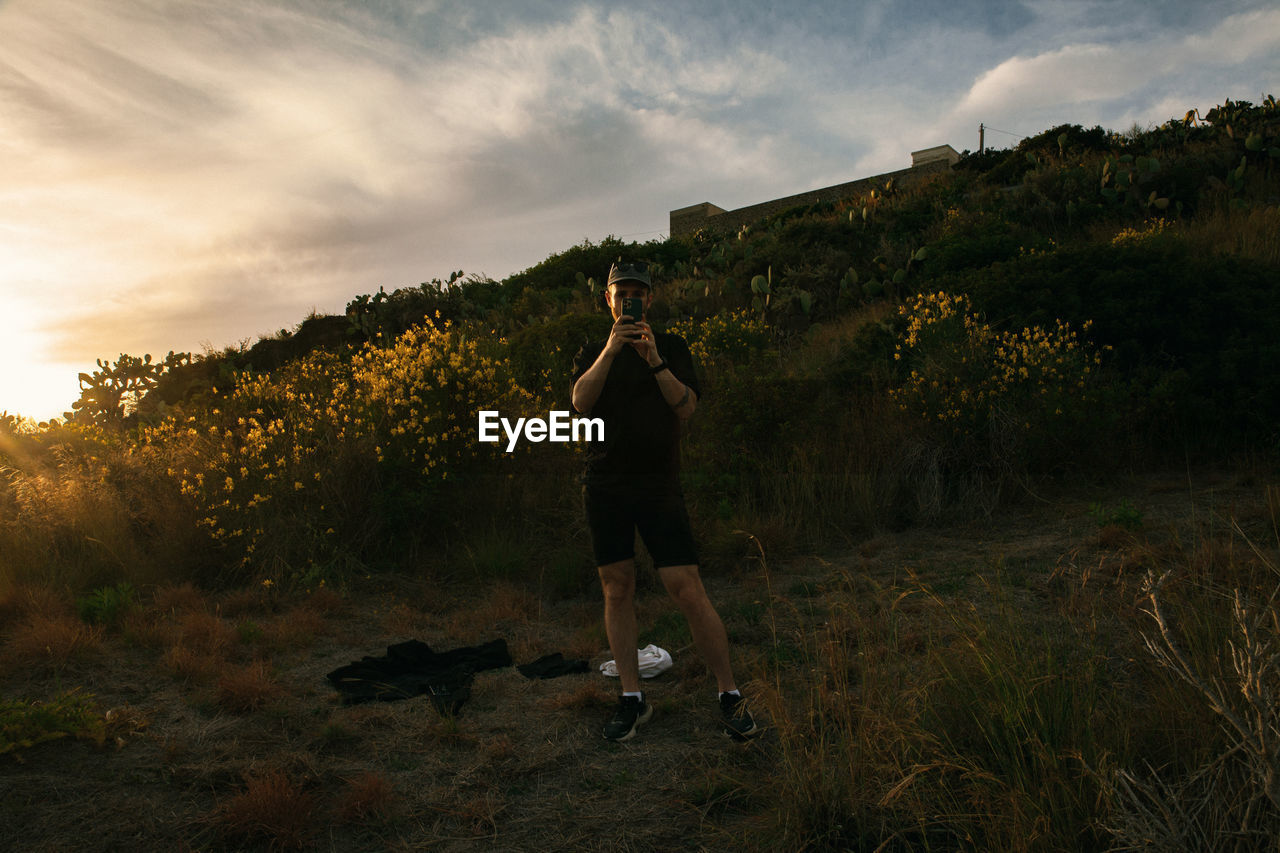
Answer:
[{"left": 3, "top": 96, "right": 1280, "bottom": 850}]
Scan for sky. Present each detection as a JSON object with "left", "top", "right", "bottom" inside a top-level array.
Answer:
[{"left": 1, "top": 0, "right": 1277, "bottom": 421}]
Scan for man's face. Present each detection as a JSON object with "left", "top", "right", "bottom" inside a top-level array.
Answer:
[{"left": 606, "top": 282, "right": 651, "bottom": 322}]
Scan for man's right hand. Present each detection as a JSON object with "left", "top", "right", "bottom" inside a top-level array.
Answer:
[{"left": 604, "top": 316, "right": 642, "bottom": 356}]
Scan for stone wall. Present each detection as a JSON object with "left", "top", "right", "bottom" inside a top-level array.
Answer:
[
  {"left": 669, "top": 202, "right": 728, "bottom": 239},
  {"left": 669, "top": 145, "right": 958, "bottom": 238}
]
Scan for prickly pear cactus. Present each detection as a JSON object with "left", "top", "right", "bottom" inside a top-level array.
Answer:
[{"left": 71, "top": 351, "right": 189, "bottom": 426}]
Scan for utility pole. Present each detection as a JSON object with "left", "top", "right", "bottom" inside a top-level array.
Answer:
[{"left": 979, "top": 123, "right": 985, "bottom": 155}]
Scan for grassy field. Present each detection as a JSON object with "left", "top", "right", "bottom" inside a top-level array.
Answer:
[{"left": 3, "top": 467, "right": 1277, "bottom": 851}]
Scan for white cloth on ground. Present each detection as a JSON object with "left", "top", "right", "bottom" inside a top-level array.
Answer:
[{"left": 599, "top": 644, "right": 673, "bottom": 678}]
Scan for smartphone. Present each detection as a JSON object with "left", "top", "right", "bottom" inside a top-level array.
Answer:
[{"left": 621, "top": 296, "right": 645, "bottom": 322}]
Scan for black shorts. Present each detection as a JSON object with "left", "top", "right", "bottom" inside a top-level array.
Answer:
[{"left": 583, "top": 485, "right": 699, "bottom": 569}]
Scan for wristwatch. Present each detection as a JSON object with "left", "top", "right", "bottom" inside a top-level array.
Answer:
[{"left": 650, "top": 360, "right": 669, "bottom": 375}]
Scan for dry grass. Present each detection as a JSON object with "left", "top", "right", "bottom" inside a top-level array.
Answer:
[
  {"left": 446, "top": 581, "right": 540, "bottom": 635},
  {"left": 0, "top": 442, "right": 198, "bottom": 595},
  {"left": 0, "top": 585, "right": 74, "bottom": 646},
  {"left": 303, "top": 585, "right": 344, "bottom": 615},
  {"left": 335, "top": 770, "right": 398, "bottom": 823},
  {"left": 150, "top": 600, "right": 253, "bottom": 681},
  {"left": 170, "top": 609, "right": 237, "bottom": 657},
  {"left": 3, "top": 470, "right": 1278, "bottom": 852},
  {"left": 1, "top": 613, "right": 102, "bottom": 673},
  {"left": 1097, "top": 522, "right": 1140, "bottom": 549},
  {"left": 213, "top": 769, "right": 316, "bottom": 850},
  {"left": 219, "top": 583, "right": 283, "bottom": 618},
  {"left": 543, "top": 681, "right": 615, "bottom": 712},
  {"left": 151, "top": 582, "right": 208, "bottom": 616},
  {"left": 264, "top": 604, "right": 328, "bottom": 650},
  {"left": 1180, "top": 203, "right": 1280, "bottom": 266},
  {"left": 378, "top": 600, "right": 428, "bottom": 637},
  {"left": 215, "top": 659, "right": 283, "bottom": 713},
  {"left": 1267, "top": 483, "right": 1280, "bottom": 542},
  {"left": 118, "top": 608, "right": 169, "bottom": 648},
  {"left": 1102, "top": 534, "right": 1280, "bottom": 850},
  {"left": 162, "top": 645, "right": 223, "bottom": 683},
  {"left": 782, "top": 300, "right": 896, "bottom": 378}
]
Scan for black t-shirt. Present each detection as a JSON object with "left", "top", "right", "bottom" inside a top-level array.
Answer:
[{"left": 570, "top": 332, "right": 702, "bottom": 493}]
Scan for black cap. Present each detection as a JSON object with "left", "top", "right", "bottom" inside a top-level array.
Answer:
[{"left": 607, "top": 262, "right": 651, "bottom": 288}]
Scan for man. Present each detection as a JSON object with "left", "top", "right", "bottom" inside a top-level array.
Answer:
[{"left": 570, "top": 261, "right": 759, "bottom": 742}]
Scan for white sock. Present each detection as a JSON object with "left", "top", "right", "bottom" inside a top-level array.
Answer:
[
  {"left": 623, "top": 691, "right": 643, "bottom": 701},
  {"left": 721, "top": 689, "right": 741, "bottom": 699}
]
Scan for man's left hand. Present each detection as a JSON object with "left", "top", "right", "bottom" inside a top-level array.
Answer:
[{"left": 633, "top": 321, "right": 659, "bottom": 364}]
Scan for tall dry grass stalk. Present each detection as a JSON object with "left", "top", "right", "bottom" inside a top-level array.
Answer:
[
  {"left": 1106, "top": 562, "right": 1280, "bottom": 851},
  {"left": 755, "top": 587, "right": 940, "bottom": 850},
  {"left": 744, "top": 535, "right": 946, "bottom": 850},
  {"left": 914, "top": 577, "right": 1112, "bottom": 851},
  {"left": 748, "top": 525, "right": 1126, "bottom": 851},
  {"left": 0, "top": 431, "right": 202, "bottom": 595}
]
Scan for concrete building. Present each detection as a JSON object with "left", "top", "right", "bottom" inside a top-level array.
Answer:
[{"left": 669, "top": 144, "right": 960, "bottom": 238}]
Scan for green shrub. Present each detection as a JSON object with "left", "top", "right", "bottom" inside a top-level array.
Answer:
[
  {"left": 505, "top": 312, "right": 614, "bottom": 405},
  {"left": 939, "top": 241, "right": 1280, "bottom": 442},
  {"left": 76, "top": 582, "right": 136, "bottom": 627},
  {"left": 0, "top": 690, "right": 105, "bottom": 755},
  {"left": 499, "top": 236, "right": 689, "bottom": 303},
  {"left": 918, "top": 214, "right": 1024, "bottom": 276},
  {"left": 1088, "top": 499, "right": 1143, "bottom": 530}
]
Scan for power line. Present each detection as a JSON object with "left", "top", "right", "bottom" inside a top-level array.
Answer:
[
  {"left": 984, "top": 124, "right": 1028, "bottom": 140},
  {"left": 978, "top": 122, "right": 1027, "bottom": 154}
]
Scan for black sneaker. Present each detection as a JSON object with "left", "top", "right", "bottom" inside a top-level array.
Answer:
[
  {"left": 603, "top": 694, "right": 653, "bottom": 742},
  {"left": 720, "top": 692, "right": 760, "bottom": 740}
]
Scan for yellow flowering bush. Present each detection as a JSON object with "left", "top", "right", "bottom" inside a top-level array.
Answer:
[
  {"left": 668, "top": 309, "right": 773, "bottom": 369},
  {"left": 350, "top": 319, "right": 536, "bottom": 480},
  {"left": 890, "top": 291, "right": 1105, "bottom": 449},
  {"left": 143, "top": 318, "right": 533, "bottom": 582},
  {"left": 1111, "top": 218, "right": 1172, "bottom": 247},
  {"left": 142, "top": 350, "right": 365, "bottom": 578}
]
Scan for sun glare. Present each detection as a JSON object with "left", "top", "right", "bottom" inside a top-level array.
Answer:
[{"left": 0, "top": 326, "right": 80, "bottom": 423}]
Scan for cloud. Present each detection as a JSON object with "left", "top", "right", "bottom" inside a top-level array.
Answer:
[
  {"left": 799, "top": 2, "right": 1280, "bottom": 177},
  {"left": 2, "top": 0, "right": 806, "bottom": 299},
  {"left": 948, "top": 6, "right": 1280, "bottom": 134},
  {"left": 1, "top": 0, "right": 1277, "bottom": 420}
]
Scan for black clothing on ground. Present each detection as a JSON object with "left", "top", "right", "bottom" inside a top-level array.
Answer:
[
  {"left": 326, "top": 638, "right": 511, "bottom": 709},
  {"left": 326, "top": 640, "right": 589, "bottom": 711},
  {"left": 570, "top": 332, "right": 701, "bottom": 494},
  {"left": 517, "top": 653, "right": 590, "bottom": 679}
]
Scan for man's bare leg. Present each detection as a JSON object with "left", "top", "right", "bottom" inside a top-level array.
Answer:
[
  {"left": 658, "top": 564, "right": 735, "bottom": 693},
  {"left": 598, "top": 558, "right": 641, "bottom": 694}
]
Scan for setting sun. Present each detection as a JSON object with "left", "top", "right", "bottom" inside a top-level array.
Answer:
[{"left": 0, "top": 322, "right": 80, "bottom": 422}]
